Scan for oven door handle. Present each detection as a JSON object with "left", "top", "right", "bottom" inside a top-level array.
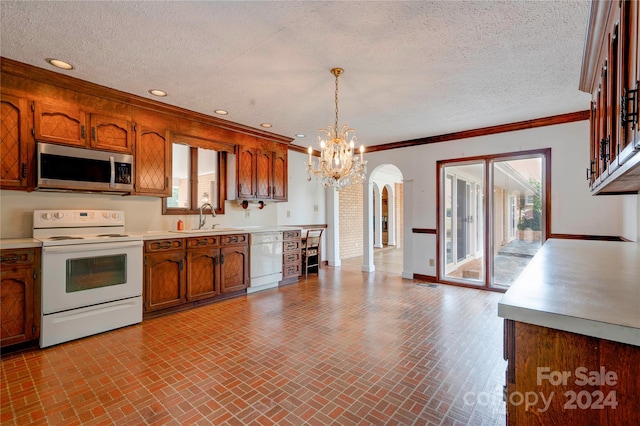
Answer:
[{"left": 43, "top": 240, "right": 143, "bottom": 254}]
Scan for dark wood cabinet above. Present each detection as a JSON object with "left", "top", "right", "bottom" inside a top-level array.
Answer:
[
  {"left": 580, "top": 0, "right": 640, "bottom": 194},
  {"left": 0, "top": 57, "right": 293, "bottom": 199}
]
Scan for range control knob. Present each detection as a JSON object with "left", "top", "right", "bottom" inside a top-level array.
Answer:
[
  {"left": 41, "top": 212, "right": 52, "bottom": 220},
  {"left": 54, "top": 212, "right": 63, "bottom": 219},
  {"left": 111, "top": 212, "right": 120, "bottom": 219},
  {"left": 102, "top": 212, "right": 110, "bottom": 219}
]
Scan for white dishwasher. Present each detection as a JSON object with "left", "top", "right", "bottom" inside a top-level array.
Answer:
[{"left": 248, "top": 232, "right": 283, "bottom": 294}]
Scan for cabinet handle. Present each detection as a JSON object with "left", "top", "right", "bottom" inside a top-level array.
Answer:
[
  {"left": 92, "top": 127, "right": 96, "bottom": 141},
  {"left": 221, "top": 254, "right": 225, "bottom": 265},
  {"left": 159, "top": 242, "right": 171, "bottom": 249},
  {"left": 197, "top": 240, "right": 207, "bottom": 246},
  {"left": 214, "top": 255, "right": 218, "bottom": 265},
  {"left": 1, "top": 255, "right": 21, "bottom": 263},
  {"left": 621, "top": 81, "right": 639, "bottom": 130},
  {"left": 166, "top": 177, "right": 169, "bottom": 188},
  {"left": 599, "top": 137, "right": 610, "bottom": 162},
  {"left": 179, "top": 260, "right": 184, "bottom": 270},
  {"left": 81, "top": 125, "right": 86, "bottom": 139},
  {"left": 21, "top": 163, "right": 27, "bottom": 179},
  {"left": 238, "top": 183, "right": 242, "bottom": 194}
]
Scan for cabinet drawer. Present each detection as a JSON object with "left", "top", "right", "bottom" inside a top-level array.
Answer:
[
  {"left": 284, "top": 263, "right": 301, "bottom": 277},
  {"left": 0, "top": 249, "right": 35, "bottom": 267},
  {"left": 220, "top": 234, "right": 248, "bottom": 245},
  {"left": 284, "top": 241, "right": 300, "bottom": 252},
  {"left": 283, "top": 230, "right": 301, "bottom": 240},
  {"left": 144, "top": 239, "right": 184, "bottom": 253},
  {"left": 187, "top": 236, "right": 218, "bottom": 249},
  {"left": 284, "top": 252, "right": 301, "bottom": 264}
]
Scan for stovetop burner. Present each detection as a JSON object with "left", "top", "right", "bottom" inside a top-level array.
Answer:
[
  {"left": 97, "top": 233, "right": 129, "bottom": 238},
  {"left": 49, "top": 236, "right": 84, "bottom": 241}
]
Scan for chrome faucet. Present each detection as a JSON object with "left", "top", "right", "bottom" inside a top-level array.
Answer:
[{"left": 198, "top": 203, "right": 216, "bottom": 229}]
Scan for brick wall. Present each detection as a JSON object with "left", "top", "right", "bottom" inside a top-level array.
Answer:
[{"left": 339, "top": 183, "right": 364, "bottom": 259}]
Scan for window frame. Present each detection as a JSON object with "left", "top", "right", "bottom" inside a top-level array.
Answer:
[{"left": 162, "top": 133, "right": 234, "bottom": 216}]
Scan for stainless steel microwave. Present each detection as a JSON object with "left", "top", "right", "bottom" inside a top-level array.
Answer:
[{"left": 37, "top": 142, "right": 133, "bottom": 193}]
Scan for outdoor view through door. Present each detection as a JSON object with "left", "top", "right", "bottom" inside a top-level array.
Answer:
[{"left": 439, "top": 150, "right": 547, "bottom": 289}]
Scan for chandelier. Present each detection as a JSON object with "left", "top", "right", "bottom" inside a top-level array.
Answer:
[{"left": 306, "top": 68, "right": 367, "bottom": 190}]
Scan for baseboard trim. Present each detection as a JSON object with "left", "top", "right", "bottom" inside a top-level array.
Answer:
[
  {"left": 549, "top": 233, "right": 629, "bottom": 242},
  {"left": 413, "top": 273, "right": 438, "bottom": 283}
]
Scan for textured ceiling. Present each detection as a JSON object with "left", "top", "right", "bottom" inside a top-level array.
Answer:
[{"left": 0, "top": 1, "right": 591, "bottom": 149}]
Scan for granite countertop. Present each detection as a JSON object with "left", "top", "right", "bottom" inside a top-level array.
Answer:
[{"left": 498, "top": 238, "right": 640, "bottom": 346}]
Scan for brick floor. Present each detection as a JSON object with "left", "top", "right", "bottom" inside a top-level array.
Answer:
[{"left": 1, "top": 267, "right": 506, "bottom": 425}]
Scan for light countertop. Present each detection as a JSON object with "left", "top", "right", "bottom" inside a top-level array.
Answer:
[
  {"left": 0, "top": 238, "right": 42, "bottom": 249},
  {"left": 0, "top": 227, "right": 303, "bottom": 249},
  {"left": 498, "top": 238, "right": 640, "bottom": 346},
  {"left": 138, "top": 226, "right": 302, "bottom": 240}
]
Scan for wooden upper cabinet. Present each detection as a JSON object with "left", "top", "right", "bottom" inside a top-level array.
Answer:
[
  {"left": 237, "top": 145, "right": 256, "bottom": 198},
  {"left": 89, "top": 114, "right": 133, "bottom": 153},
  {"left": 581, "top": 0, "right": 640, "bottom": 194},
  {"left": 34, "top": 102, "right": 86, "bottom": 147},
  {"left": 0, "top": 94, "right": 32, "bottom": 190},
  {"left": 135, "top": 126, "right": 171, "bottom": 196},
  {"left": 255, "top": 149, "right": 272, "bottom": 198},
  {"left": 272, "top": 148, "right": 287, "bottom": 201},
  {"left": 236, "top": 144, "right": 288, "bottom": 201},
  {"left": 33, "top": 102, "right": 133, "bottom": 153}
]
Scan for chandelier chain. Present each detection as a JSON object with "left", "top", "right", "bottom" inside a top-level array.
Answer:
[{"left": 334, "top": 71, "right": 339, "bottom": 132}]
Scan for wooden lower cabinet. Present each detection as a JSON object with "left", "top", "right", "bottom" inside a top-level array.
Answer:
[
  {"left": 186, "top": 236, "right": 219, "bottom": 301},
  {"left": 220, "top": 242, "right": 248, "bottom": 294},
  {"left": 280, "top": 230, "right": 301, "bottom": 285},
  {"left": 504, "top": 320, "right": 640, "bottom": 425},
  {"left": 1, "top": 248, "right": 40, "bottom": 348},
  {"left": 143, "top": 238, "right": 186, "bottom": 312},
  {"left": 143, "top": 235, "right": 248, "bottom": 316}
]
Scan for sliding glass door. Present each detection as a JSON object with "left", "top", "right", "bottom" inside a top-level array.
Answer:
[
  {"left": 442, "top": 162, "right": 485, "bottom": 286},
  {"left": 490, "top": 156, "right": 544, "bottom": 289},
  {"left": 439, "top": 151, "right": 547, "bottom": 289}
]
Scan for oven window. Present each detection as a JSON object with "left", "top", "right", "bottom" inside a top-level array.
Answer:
[{"left": 66, "top": 254, "right": 127, "bottom": 292}]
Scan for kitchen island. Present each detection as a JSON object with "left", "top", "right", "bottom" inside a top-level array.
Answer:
[{"left": 498, "top": 238, "right": 640, "bottom": 425}]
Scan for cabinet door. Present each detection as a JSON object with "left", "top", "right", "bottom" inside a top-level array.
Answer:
[
  {"left": 621, "top": 0, "right": 640, "bottom": 154},
  {"left": 272, "top": 149, "right": 287, "bottom": 201},
  {"left": 1, "top": 268, "right": 36, "bottom": 347},
  {"left": 135, "top": 127, "right": 171, "bottom": 196},
  {"left": 255, "top": 150, "right": 272, "bottom": 199},
  {"left": 33, "top": 102, "right": 87, "bottom": 147},
  {"left": 144, "top": 252, "right": 186, "bottom": 312},
  {"left": 236, "top": 146, "right": 256, "bottom": 198},
  {"left": 186, "top": 248, "right": 219, "bottom": 301},
  {"left": 89, "top": 114, "right": 133, "bottom": 153},
  {"left": 219, "top": 245, "right": 248, "bottom": 293},
  {"left": 0, "top": 94, "right": 32, "bottom": 189}
]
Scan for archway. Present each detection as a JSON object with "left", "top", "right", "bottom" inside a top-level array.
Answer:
[{"left": 364, "top": 164, "right": 404, "bottom": 274}]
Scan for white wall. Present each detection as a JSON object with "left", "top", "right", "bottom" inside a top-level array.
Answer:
[
  {"left": 364, "top": 121, "right": 636, "bottom": 277},
  {"left": 276, "top": 150, "right": 326, "bottom": 226},
  {"left": 0, "top": 149, "right": 325, "bottom": 239}
]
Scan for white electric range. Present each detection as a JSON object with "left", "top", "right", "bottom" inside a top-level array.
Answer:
[{"left": 33, "top": 210, "right": 143, "bottom": 348}]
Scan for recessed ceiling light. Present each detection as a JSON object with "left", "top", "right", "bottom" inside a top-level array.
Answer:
[
  {"left": 46, "top": 58, "right": 74, "bottom": 70},
  {"left": 295, "top": 134, "right": 306, "bottom": 138},
  {"left": 214, "top": 110, "right": 228, "bottom": 115},
  {"left": 260, "top": 123, "right": 272, "bottom": 128},
  {"left": 149, "top": 89, "right": 167, "bottom": 97}
]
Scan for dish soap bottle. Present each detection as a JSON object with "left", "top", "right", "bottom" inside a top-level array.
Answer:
[{"left": 177, "top": 219, "right": 184, "bottom": 231}]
